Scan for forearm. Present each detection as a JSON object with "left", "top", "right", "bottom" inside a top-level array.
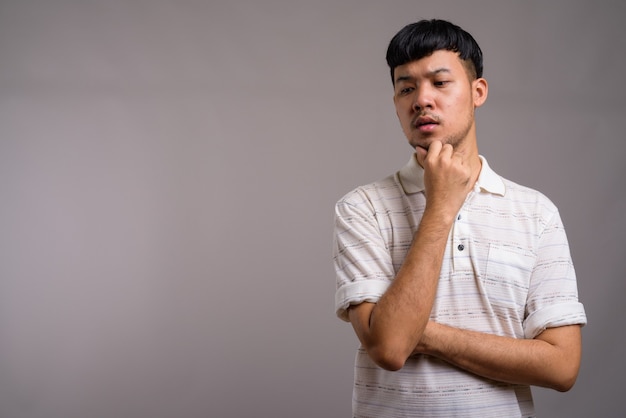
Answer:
[
  {"left": 351, "top": 208, "right": 454, "bottom": 370},
  {"left": 416, "top": 322, "right": 582, "bottom": 391},
  {"left": 350, "top": 144, "right": 477, "bottom": 371}
]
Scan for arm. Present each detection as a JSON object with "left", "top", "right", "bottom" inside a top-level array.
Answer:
[
  {"left": 348, "top": 142, "right": 476, "bottom": 371},
  {"left": 414, "top": 321, "right": 582, "bottom": 392}
]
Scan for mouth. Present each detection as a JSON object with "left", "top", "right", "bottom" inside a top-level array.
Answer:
[{"left": 413, "top": 115, "right": 440, "bottom": 131}]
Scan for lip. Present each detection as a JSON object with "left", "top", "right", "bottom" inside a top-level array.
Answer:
[
  {"left": 417, "top": 123, "right": 438, "bottom": 132},
  {"left": 413, "top": 115, "right": 439, "bottom": 131}
]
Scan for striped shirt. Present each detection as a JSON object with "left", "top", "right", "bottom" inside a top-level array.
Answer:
[{"left": 333, "top": 154, "right": 587, "bottom": 417}]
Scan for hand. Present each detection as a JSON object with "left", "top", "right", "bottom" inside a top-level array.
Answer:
[{"left": 416, "top": 141, "right": 473, "bottom": 218}]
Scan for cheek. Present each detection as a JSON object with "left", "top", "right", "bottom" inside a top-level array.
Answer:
[
  {"left": 444, "top": 94, "right": 472, "bottom": 115},
  {"left": 395, "top": 105, "right": 412, "bottom": 123}
]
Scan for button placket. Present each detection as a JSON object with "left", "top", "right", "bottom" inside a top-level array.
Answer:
[{"left": 451, "top": 208, "right": 471, "bottom": 272}]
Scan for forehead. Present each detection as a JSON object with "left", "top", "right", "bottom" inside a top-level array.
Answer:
[{"left": 394, "top": 50, "right": 468, "bottom": 81}]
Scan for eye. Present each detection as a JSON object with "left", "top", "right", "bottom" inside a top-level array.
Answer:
[
  {"left": 398, "top": 86, "right": 414, "bottom": 95},
  {"left": 434, "top": 80, "right": 450, "bottom": 87}
]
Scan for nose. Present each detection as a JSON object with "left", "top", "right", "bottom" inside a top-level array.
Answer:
[{"left": 412, "top": 84, "right": 434, "bottom": 112}]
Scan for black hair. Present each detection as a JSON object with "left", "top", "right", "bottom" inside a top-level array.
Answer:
[{"left": 386, "top": 19, "right": 483, "bottom": 84}]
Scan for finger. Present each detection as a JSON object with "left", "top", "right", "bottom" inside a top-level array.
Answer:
[
  {"left": 425, "top": 141, "right": 442, "bottom": 161},
  {"left": 439, "top": 143, "right": 454, "bottom": 161}
]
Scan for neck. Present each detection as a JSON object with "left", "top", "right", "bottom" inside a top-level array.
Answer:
[{"left": 467, "top": 153, "right": 482, "bottom": 188}]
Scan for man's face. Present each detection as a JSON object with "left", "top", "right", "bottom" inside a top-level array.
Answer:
[{"left": 393, "top": 50, "right": 487, "bottom": 155}]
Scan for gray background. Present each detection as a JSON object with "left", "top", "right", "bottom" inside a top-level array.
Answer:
[{"left": 0, "top": 1, "right": 624, "bottom": 417}]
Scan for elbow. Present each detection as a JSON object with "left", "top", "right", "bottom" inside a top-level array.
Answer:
[
  {"left": 552, "top": 373, "right": 578, "bottom": 393},
  {"left": 547, "top": 365, "right": 580, "bottom": 393},
  {"left": 375, "top": 357, "right": 405, "bottom": 372},
  {"left": 367, "top": 343, "right": 410, "bottom": 371},
  {"left": 553, "top": 380, "right": 575, "bottom": 393}
]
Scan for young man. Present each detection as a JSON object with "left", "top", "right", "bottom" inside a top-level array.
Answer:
[{"left": 333, "top": 19, "right": 587, "bottom": 417}]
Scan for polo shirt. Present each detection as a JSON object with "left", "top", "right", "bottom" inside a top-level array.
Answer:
[{"left": 333, "top": 154, "right": 587, "bottom": 417}]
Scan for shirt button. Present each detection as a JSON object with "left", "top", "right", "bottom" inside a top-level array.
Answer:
[
  {"left": 457, "top": 244, "right": 465, "bottom": 251},
  {"left": 457, "top": 214, "right": 462, "bottom": 220}
]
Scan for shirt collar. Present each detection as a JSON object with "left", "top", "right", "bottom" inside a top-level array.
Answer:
[{"left": 398, "top": 154, "right": 506, "bottom": 196}]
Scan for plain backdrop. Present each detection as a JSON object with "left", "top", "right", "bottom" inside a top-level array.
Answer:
[{"left": 1, "top": 1, "right": 624, "bottom": 417}]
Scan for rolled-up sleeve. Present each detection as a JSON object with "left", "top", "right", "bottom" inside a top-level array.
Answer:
[
  {"left": 523, "top": 210, "right": 587, "bottom": 338},
  {"left": 333, "top": 191, "right": 394, "bottom": 321}
]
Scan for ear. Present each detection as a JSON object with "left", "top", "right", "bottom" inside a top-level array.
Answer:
[{"left": 472, "top": 77, "right": 488, "bottom": 108}]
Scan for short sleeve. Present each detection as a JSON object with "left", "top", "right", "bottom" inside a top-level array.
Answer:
[
  {"left": 333, "top": 190, "right": 394, "bottom": 321},
  {"left": 523, "top": 210, "right": 587, "bottom": 338}
]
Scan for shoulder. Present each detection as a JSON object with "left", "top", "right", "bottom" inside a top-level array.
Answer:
[
  {"left": 336, "top": 173, "right": 403, "bottom": 210},
  {"left": 492, "top": 177, "right": 566, "bottom": 237},
  {"left": 500, "top": 177, "right": 559, "bottom": 214}
]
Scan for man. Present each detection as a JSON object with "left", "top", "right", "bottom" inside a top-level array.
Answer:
[{"left": 333, "top": 19, "right": 587, "bottom": 417}]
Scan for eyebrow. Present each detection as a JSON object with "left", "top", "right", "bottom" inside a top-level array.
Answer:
[{"left": 394, "top": 67, "right": 451, "bottom": 84}]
